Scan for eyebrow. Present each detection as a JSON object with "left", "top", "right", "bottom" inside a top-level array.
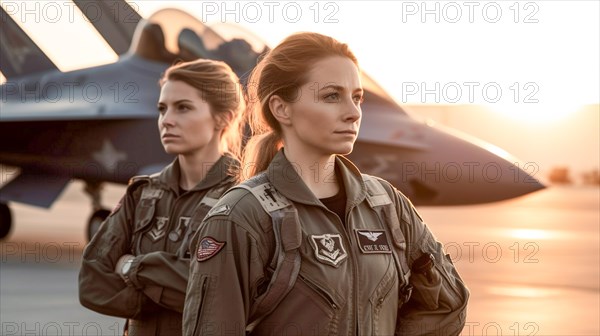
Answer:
[
  {"left": 319, "top": 84, "right": 363, "bottom": 94},
  {"left": 157, "top": 99, "right": 194, "bottom": 105}
]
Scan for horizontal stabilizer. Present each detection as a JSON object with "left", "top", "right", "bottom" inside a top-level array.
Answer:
[
  {"left": 0, "top": 171, "right": 70, "bottom": 208},
  {"left": 73, "top": 0, "right": 141, "bottom": 55},
  {"left": 0, "top": 6, "right": 58, "bottom": 78}
]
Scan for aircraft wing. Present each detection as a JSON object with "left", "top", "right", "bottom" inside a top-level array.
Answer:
[
  {"left": 0, "top": 170, "right": 70, "bottom": 208},
  {"left": 1, "top": 113, "right": 169, "bottom": 166},
  {"left": 73, "top": 0, "right": 142, "bottom": 55},
  {"left": 0, "top": 6, "right": 58, "bottom": 78},
  {"left": 0, "top": 100, "right": 156, "bottom": 122}
]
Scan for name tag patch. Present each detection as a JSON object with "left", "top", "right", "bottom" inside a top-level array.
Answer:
[{"left": 355, "top": 230, "right": 392, "bottom": 254}]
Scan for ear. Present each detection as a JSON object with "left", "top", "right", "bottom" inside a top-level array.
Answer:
[
  {"left": 212, "top": 112, "right": 228, "bottom": 131},
  {"left": 269, "top": 95, "right": 292, "bottom": 126}
]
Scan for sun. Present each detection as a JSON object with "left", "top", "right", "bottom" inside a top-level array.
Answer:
[{"left": 486, "top": 102, "right": 584, "bottom": 125}]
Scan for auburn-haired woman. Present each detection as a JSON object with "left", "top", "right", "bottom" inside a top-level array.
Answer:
[
  {"left": 184, "top": 32, "right": 469, "bottom": 336},
  {"left": 79, "top": 59, "right": 244, "bottom": 336}
]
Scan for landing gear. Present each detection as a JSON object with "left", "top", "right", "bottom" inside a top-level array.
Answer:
[
  {"left": 0, "top": 203, "right": 12, "bottom": 240},
  {"left": 83, "top": 181, "right": 109, "bottom": 241}
]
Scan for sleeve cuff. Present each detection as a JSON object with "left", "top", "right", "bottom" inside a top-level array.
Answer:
[{"left": 128, "top": 255, "right": 144, "bottom": 289}]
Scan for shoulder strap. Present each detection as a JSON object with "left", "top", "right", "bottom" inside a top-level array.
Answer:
[
  {"left": 233, "top": 173, "right": 302, "bottom": 333},
  {"left": 233, "top": 173, "right": 292, "bottom": 213},
  {"left": 137, "top": 174, "right": 164, "bottom": 208},
  {"left": 128, "top": 175, "right": 164, "bottom": 254},
  {"left": 362, "top": 174, "right": 413, "bottom": 304},
  {"left": 127, "top": 174, "right": 163, "bottom": 217},
  {"left": 179, "top": 183, "right": 232, "bottom": 258}
]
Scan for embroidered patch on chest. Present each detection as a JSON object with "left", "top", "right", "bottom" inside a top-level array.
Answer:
[
  {"left": 355, "top": 229, "right": 392, "bottom": 254},
  {"left": 309, "top": 233, "right": 348, "bottom": 267},
  {"left": 147, "top": 217, "right": 169, "bottom": 241},
  {"left": 196, "top": 237, "right": 226, "bottom": 262}
]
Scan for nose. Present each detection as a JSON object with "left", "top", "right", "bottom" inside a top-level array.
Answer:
[
  {"left": 344, "top": 100, "right": 361, "bottom": 123},
  {"left": 160, "top": 108, "right": 175, "bottom": 128}
]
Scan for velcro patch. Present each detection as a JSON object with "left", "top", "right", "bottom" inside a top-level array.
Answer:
[
  {"left": 196, "top": 237, "right": 226, "bottom": 262},
  {"left": 309, "top": 233, "right": 348, "bottom": 267},
  {"left": 207, "top": 204, "right": 231, "bottom": 217},
  {"left": 355, "top": 230, "right": 392, "bottom": 254}
]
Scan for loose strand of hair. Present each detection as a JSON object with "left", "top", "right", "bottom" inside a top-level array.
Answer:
[{"left": 239, "top": 131, "right": 281, "bottom": 182}]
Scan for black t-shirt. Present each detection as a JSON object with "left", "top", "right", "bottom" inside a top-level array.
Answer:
[
  {"left": 319, "top": 164, "right": 347, "bottom": 226},
  {"left": 179, "top": 186, "right": 189, "bottom": 197}
]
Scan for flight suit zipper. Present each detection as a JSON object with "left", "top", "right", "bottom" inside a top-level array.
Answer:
[
  {"left": 344, "top": 204, "right": 360, "bottom": 336},
  {"left": 319, "top": 203, "right": 357, "bottom": 335}
]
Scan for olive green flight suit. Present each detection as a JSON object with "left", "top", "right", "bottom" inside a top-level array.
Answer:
[
  {"left": 183, "top": 150, "right": 469, "bottom": 336},
  {"left": 79, "top": 155, "right": 237, "bottom": 336}
]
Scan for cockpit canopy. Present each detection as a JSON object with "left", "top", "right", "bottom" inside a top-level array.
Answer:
[
  {"left": 129, "top": 8, "right": 403, "bottom": 112},
  {"left": 129, "top": 8, "right": 264, "bottom": 76}
]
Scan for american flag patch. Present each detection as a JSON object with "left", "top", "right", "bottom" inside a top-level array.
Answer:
[{"left": 196, "top": 237, "right": 226, "bottom": 262}]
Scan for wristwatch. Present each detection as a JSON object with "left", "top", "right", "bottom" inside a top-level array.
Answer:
[
  {"left": 121, "top": 259, "right": 134, "bottom": 275},
  {"left": 117, "top": 256, "right": 136, "bottom": 286}
]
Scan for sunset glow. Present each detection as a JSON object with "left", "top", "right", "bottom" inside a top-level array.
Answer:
[
  {"left": 1, "top": 1, "right": 598, "bottom": 176},
  {"left": 508, "top": 228, "right": 555, "bottom": 240},
  {"left": 486, "top": 102, "right": 586, "bottom": 125},
  {"left": 488, "top": 286, "right": 560, "bottom": 298}
]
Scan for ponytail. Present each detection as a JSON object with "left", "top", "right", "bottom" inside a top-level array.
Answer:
[
  {"left": 239, "top": 131, "right": 282, "bottom": 182},
  {"left": 239, "top": 32, "right": 358, "bottom": 182}
]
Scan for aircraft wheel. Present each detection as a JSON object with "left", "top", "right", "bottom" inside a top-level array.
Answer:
[
  {"left": 87, "top": 209, "right": 111, "bottom": 242},
  {"left": 0, "top": 203, "right": 12, "bottom": 240}
]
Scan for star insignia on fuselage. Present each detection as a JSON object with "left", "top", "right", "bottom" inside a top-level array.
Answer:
[{"left": 92, "top": 139, "right": 127, "bottom": 173}]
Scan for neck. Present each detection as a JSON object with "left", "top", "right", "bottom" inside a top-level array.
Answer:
[
  {"left": 282, "top": 144, "right": 339, "bottom": 199},
  {"left": 178, "top": 146, "right": 222, "bottom": 190}
]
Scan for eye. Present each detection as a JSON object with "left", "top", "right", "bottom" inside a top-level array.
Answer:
[
  {"left": 157, "top": 105, "right": 166, "bottom": 114},
  {"left": 178, "top": 104, "right": 191, "bottom": 112},
  {"left": 353, "top": 94, "right": 364, "bottom": 105},
  {"left": 323, "top": 92, "right": 340, "bottom": 102}
]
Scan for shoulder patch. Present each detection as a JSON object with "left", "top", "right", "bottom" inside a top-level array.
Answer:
[
  {"left": 206, "top": 204, "right": 231, "bottom": 217},
  {"left": 196, "top": 237, "right": 226, "bottom": 261}
]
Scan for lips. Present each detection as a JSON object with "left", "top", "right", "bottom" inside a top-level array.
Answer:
[
  {"left": 335, "top": 130, "right": 357, "bottom": 135},
  {"left": 162, "top": 133, "right": 179, "bottom": 140}
]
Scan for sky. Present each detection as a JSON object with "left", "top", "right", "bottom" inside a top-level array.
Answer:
[{"left": 1, "top": 0, "right": 599, "bottom": 179}]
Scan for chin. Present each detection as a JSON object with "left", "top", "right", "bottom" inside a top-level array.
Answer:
[
  {"left": 163, "top": 145, "right": 182, "bottom": 155},
  {"left": 330, "top": 144, "right": 354, "bottom": 156}
]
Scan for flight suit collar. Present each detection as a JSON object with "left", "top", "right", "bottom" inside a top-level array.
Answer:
[
  {"left": 157, "top": 155, "right": 237, "bottom": 193},
  {"left": 267, "top": 149, "right": 368, "bottom": 208}
]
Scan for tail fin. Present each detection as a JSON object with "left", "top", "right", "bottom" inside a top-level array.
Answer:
[
  {"left": 0, "top": 6, "right": 58, "bottom": 78},
  {"left": 73, "top": 0, "right": 141, "bottom": 55}
]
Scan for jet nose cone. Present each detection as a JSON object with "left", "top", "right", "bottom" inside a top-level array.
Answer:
[
  {"left": 409, "top": 125, "right": 547, "bottom": 205},
  {"left": 350, "top": 119, "right": 546, "bottom": 206}
]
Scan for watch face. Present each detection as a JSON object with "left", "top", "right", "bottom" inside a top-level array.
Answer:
[{"left": 122, "top": 260, "right": 133, "bottom": 275}]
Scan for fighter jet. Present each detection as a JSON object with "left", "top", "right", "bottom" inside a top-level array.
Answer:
[{"left": 0, "top": 1, "right": 544, "bottom": 241}]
